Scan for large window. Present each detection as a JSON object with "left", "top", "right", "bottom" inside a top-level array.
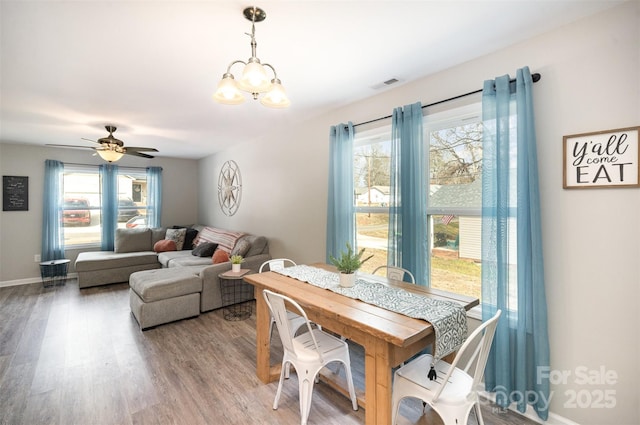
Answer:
[
  {"left": 353, "top": 103, "right": 482, "bottom": 300},
  {"left": 353, "top": 129, "right": 392, "bottom": 274},
  {"left": 62, "top": 165, "right": 148, "bottom": 247}
]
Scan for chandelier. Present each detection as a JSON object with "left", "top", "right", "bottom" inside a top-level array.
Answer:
[{"left": 213, "top": 6, "right": 290, "bottom": 108}]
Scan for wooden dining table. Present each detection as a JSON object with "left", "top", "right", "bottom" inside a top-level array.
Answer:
[{"left": 244, "top": 263, "right": 479, "bottom": 425}]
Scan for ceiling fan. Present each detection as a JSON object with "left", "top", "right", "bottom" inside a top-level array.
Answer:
[{"left": 48, "top": 125, "right": 158, "bottom": 162}]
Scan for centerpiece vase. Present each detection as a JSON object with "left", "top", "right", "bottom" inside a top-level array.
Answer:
[{"left": 339, "top": 272, "right": 356, "bottom": 288}]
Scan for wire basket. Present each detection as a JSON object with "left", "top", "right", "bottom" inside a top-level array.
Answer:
[{"left": 220, "top": 277, "right": 254, "bottom": 320}]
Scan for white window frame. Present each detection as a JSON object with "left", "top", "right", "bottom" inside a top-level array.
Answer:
[
  {"left": 352, "top": 102, "right": 483, "bottom": 310},
  {"left": 61, "top": 165, "right": 149, "bottom": 248}
]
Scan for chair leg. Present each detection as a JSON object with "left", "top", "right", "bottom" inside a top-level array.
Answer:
[
  {"left": 298, "top": 374, "right": 316, "bottom": 425},
  {"left": 273, "top": 360, "right": 288, "bottom": 410},
  {"left": 474, "top": 401, "right": 485, "bottom": 425},
  {"left": 342, "top": 360, "right": 358, "bottom": 411}
]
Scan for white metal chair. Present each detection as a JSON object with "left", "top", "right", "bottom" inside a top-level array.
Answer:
[
  {"left": 373, "top": 265, "right": 416, "bottom": 283},
  {"left": 391, "top": 309, "right": 502, "bottom": 425},
  {"left": 263, "top": 289, "right": 358, "bottom": 425},
  {"left": 260, "top": 259, "right": 309, "bottom": 379},
  {"left": 260, "top": 259, "right": 308, "bottom": 340}
]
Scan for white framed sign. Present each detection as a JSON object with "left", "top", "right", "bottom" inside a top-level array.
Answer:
[{"left": 563, "top": 126, "right": 640, "bottom": 189}]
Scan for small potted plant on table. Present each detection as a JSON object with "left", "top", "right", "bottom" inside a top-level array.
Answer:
[
  {"left": 329, "top": 242, "right": 373, "bottom": 288},
  {"left": 230, "top": 254, "right": 243, "bottom": 273}
]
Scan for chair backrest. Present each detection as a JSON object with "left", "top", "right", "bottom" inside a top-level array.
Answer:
[
  {"left": 433, "top": 309, "right": 502, "bottom": 402},
  {"left": 259, "top": 258, "right": 296, "bottom": 273},
  {"left": 372, "top": 265, "right": 416, "bottom": 283},
  {"left": 262, "top": 289, "right": 321, "bottom": 360}
]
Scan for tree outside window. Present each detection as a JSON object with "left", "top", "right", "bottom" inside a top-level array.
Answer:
[{"left": 352, "top": 103, "right": 482, "bottom": 300}]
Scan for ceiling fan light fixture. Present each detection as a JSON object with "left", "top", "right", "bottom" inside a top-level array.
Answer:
[
  {"left": 260, "top": 79, "right": 290, "bottom": 108},
  {"left": 97, "top": 147, "right": 125, "bottom": 163},
  {"left": 214, "top": 6, "right": 289, "bottom": 108}
]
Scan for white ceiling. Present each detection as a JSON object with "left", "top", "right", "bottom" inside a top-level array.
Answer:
[{"left": 0, "top": 1, "right": 623, "bottom": 160}]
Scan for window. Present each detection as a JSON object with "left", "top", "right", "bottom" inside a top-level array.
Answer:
[
  {"left": 62, "top": 166, "right": 148, "bottom": 247},
  {"left": 353, "top": 103, "right": 482, "bottom": 300},
  {"left": 353, "top": 129, "right": 392, "bottom": 274},
  {"left": 425, "top": 104, "right": 482, "bottom": 300},
  {"left": 62, "top": 167, "right": 100, "bottom": 246}
]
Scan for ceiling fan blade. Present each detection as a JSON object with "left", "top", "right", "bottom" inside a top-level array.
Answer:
[
  {"left": 46, "top": 144, "right": 97, "bottom": 150},
  {"left": 81, "top": 137, "right": 101, "bottom": 145},
  {"left": 123, "top": 151, "right": 155, "bottom": 159},
  {"left": 125, "top": 147, "right": 159, "bottom": 152}
]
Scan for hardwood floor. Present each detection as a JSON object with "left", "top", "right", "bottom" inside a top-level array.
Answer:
[{"left": 0, "top": 280, "right": 539, "bottom": 425}]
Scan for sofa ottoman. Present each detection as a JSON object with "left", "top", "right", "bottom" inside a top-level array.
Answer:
[{"left": 129, "top": 267, "right": 203, "bottom": 330}]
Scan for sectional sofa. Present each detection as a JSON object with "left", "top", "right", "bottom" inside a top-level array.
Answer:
[{"left": 75, "top": 225, "right": 271, "bottom": 328}]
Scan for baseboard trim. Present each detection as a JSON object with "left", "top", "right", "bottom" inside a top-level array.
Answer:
[
  {"left": 0, "top": 273, "right": 78, "bottom": 288},
  {"left": 480, "top": 391, "right": 580, "bottom": 425}
]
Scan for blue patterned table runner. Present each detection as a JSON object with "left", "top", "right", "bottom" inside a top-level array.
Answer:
[{"left": 274, "top": 265, "right": 468, "bottom": 361}]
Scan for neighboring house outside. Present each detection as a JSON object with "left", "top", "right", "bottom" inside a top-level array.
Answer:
[
  {"left": 429, "top": 180, "right": 482, "bottom": 261},
  {"left": 355, "top": 185, "right": 390, "bottom": 206}
]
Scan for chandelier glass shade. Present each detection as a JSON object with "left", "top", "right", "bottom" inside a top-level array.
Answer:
[{"left": 213, "top": 7, "right": 290, "bottom": 108}]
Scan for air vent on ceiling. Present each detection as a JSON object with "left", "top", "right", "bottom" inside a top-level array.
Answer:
[{"left": 370, "top": 77, "right": 402, "bottom": 90}]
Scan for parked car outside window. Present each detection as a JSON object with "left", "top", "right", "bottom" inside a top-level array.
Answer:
[
  {"left": 118, "top": 198, "right": 140, "bottom": 222},
  {"left": 125, "top": 215, "right": 147, "bottom": 228},
  {"left": 63, "top": 198, "right": 91, "bottom": 226}
]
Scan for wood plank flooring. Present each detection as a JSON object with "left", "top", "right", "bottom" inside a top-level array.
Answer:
[{"left": 0, "top": 280, "right": 539, "bottom": 425}]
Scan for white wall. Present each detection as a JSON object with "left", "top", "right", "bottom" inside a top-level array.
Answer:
[
  {"left": 0, "top": 143, "right": 200, "bottom": 282},
  {"left": 198, "top": 3, "right": 639, "bottom": 424}
]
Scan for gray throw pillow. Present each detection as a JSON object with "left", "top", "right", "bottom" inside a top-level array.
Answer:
[
  {"left": 231, "top": 239, "right": 251, "bottom": 257},
  {"left": 115, "top": 228, "right": 152, "bottom": 253},
  {"left": 245, "top": 236, "right": 267, "bottom": 257},
  {"left": 192, "top": 242, "right": 218, "bottom": 257}
]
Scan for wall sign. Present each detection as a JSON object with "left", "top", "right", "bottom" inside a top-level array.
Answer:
[
  {"left": 3, "top": 176, "right": 29, "bottom": 211},
  {"left": 563, "top": 126, "right": 640, "bottom": 189}
]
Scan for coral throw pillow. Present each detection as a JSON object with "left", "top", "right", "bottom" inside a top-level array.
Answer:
[
  {"left": 154, "top": 239, "right": 177, "bottom": 253},
  {"left": 212, "top": 249, "right": 230, "bottom": 264}
]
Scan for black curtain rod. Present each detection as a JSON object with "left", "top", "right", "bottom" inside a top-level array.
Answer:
[{"left": 351, "top": 72, "right": 541, "bottom": 129}]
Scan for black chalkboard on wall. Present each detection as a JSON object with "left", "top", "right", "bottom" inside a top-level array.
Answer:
[{"left": 3, "top": 176, "right": 29, "bottom": 211}]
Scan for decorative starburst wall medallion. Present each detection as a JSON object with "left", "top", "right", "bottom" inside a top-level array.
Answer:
[{"left": 218, "top": 160, "right": 242, "bottom": 216}]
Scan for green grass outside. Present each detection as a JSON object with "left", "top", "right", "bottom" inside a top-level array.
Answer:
[{"left": 431, "top": 256, "right": 480, "bottom": 278}]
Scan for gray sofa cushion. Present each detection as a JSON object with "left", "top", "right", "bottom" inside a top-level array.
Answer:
[
  {"left": 169, "top": 256, "right": 214, "bottom": 267},
  {"left": 130, "top": 268, "right": 202, "bottom": 302},
  {"left": 245, "top": 235, "right": 268, "bottom": 257},
  {"left": 115, "top": 228, "right": 152, "bottom": 253},
  {"left": 76, "top": 251, "right": 159, "bottom": 272},
  {"left": 151, "top": 227, "right": 167, "bottom": 246},
  {"left": 158, "top": 250, "right": 199, "bottom": 267}
]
